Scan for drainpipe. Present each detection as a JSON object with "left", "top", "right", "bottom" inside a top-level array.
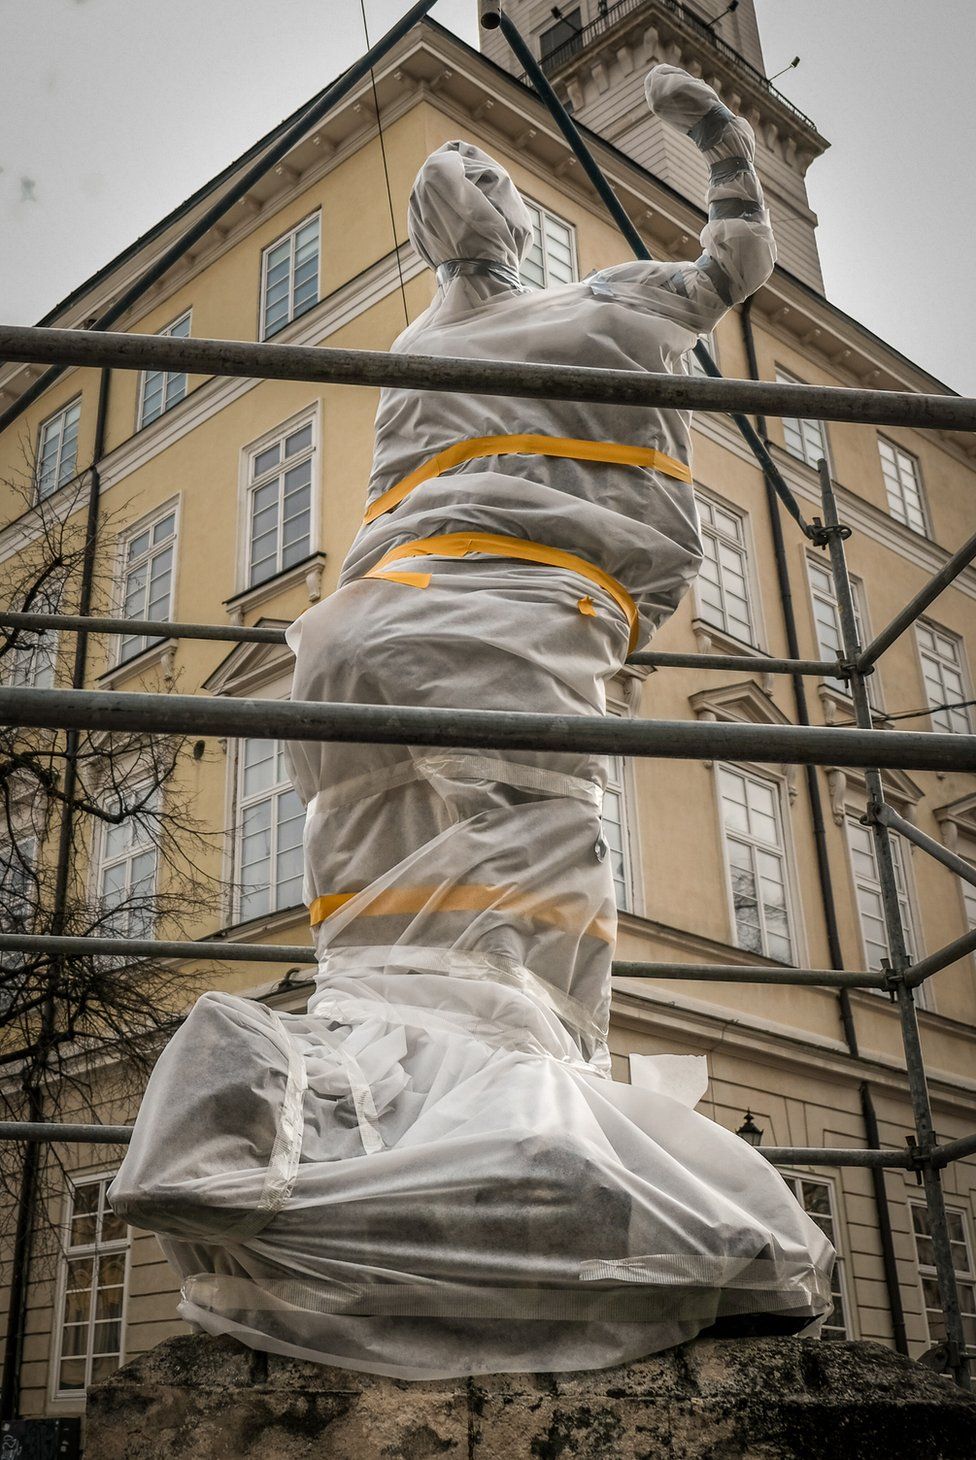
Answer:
[
  {"left": 0, "top": 365, "right": 111, "bottom": 1421},
  {"left": 739, "top": 298, "right": 909, "bottom": 1355}
]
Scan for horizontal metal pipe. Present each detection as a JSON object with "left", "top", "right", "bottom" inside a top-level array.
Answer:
[
  {"left": 3, "top": 686, "right": 974, "bottom": 772},
  {"left": 875, "top": 804, "right": 976, "bottom": 891},
  {"left": 612, "top": 961, "right": 885, "bottom": 988},
  {"left": 858, "top": 527, "right": 976, "bottom": 670},
  {"left": 0, "top": 1122, "right": 132, "bottom": 1145},
  {"left": 0, "top": 612, "right": 838, "bottom": 677},
  {"left": 1, "top": 325, "right": 975, "bottom": 430},
  {"left": 0, "top": 934, "right": 884, "bottom": 987},
  {"left": 904, "top": 927, "right": 976, "bottom": 989},
  {"left": 0, "top": 610, "right": 286, "bottom": 646},
  {"left": 0, "top": 1120, "right": 915, "bottom": 1166},
  {"left": 0, "top": 932, "right": 314, "bottom": 965},
  {"left": 630, "top": 649, "right": 839, "bottom": 675},
  {"left": 931, "top": 1133, "right": 976, "bottom": 1168},
  {"left": 758, "top": 1146, "right": 913, "bottom": 1169}
]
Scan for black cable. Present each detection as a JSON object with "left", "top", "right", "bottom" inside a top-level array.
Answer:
[
  {"left": 837, "top": 696, "right": 976, "bottom": 728},
  {"left": 360, "top": 0, "right": 410, "bottom": 329}
]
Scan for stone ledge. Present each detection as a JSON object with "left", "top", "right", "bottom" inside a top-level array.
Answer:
[{"left": 85, "top": 1332, "right": 976, "bottom": 1459}]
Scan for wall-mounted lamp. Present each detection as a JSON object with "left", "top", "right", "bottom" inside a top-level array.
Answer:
[
  {"left": 768, "top": 56, "right": 801, "bottom": 83},
  {"left": 736, "top": 1109, "right": 764, "bottom": 1146}
]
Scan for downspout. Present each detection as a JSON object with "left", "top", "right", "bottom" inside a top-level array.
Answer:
[
  {"left": 0, "top": 365, "right": 111, "bottom": 1421},
  {"left": 739, "top": 297, "right": 909, "bottom": 1355}
]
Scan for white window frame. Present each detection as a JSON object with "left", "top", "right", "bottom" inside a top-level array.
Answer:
[
  {"left": 259, "top": 212, "right": 321, "bottom": 341},
  {"left": 604, "top": 681, "right": 642, "bottom": 914},
  {"left": 113, "top": 498, "right": 180, "bottom": 666},
  {"left": 960, "top": 860, "right": 976, "bottom": 974},
  {"left": 715, "top": 762, "right": 800, "bottom": 965},
  {"left": 805, "top": 554, "right": 883, "bottom": 711},
  {"left": 908, "top": 1198, "right": 976, "bottom": 1355},
  {"left": 878, "top": 435, "right": 928, "bottom": 537},
  {"left": 0, "top": 832, "right": 37, "bottom": 1004},
  {"left": 92, "top": 781, "right": 160, "bottom": 940},
  {"left": 520, "top": 198, "right": 579, "bottom": 290},
  {"left": 780, "top": 1170, "right": 853, "bottom": 1341},
  {"left": 6, "top": 623, "right": 57, "bottom": 690},
  {"left": 843, "top": 813, "right": 930, "bottom": 1008},
  {"left": 914, "top": 618, "right": 973, "bottom": 736},
  {"left": 776, "top": 368, "right": 830, "bottom": 472},
  {"left": 233, "top": 737, "right": 305, "bottom": 926},
  {"left": 36, "top": 397, "right": 81, "bottom": 501},
  {"left": 694, "top": 488, "right": 763, "bottom": 650},
  {"left": 137, "top": 310, "right": 191, "bottom": 429},
  {"left": 50, "top": 1170, "right": 130, "bottom": 1401},
  {"left": 239, "top": 407, "right": 319, "bottom": 592}
]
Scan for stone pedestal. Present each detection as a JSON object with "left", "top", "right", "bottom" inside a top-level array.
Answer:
[{"left": 86, "top": 1332, "right": 976, "bottom": 1459}]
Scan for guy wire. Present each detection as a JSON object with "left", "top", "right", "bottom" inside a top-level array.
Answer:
[{"left": 360, "top": 0, "right": 410, "bottom": 329}]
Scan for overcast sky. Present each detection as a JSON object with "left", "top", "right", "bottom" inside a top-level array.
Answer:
[{"left": 2, "top": 1, "right": 972, "bottom": 394}]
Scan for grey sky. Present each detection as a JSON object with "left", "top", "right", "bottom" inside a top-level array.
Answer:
[{"left": 2, "top": 1, "right": 972, "bottom": 395}]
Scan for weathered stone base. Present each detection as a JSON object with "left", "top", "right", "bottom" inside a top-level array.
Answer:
[{"left": 86, "top": 1332, "right": 976, "bottom": 1459}]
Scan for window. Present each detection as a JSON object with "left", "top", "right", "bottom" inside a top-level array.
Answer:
[
  {"left": 116, "top": 505, "right": 177, "bottom": 663},
  {"left": 915, "top": 620, "right": 972, "bottom": 735},
  {"left": 781, "top": 1174, "right": 850, "bottom": 1340},
  {"left": 806, "top": 557, "right": 881, "bottom": 708},
  {"left": 37, "top": 399, "right": 81, "bottom": 500},
  {"left": 602, "top": 754, "right": 635, "bottom": 911},
  {"left": 54, "top": 1173, "right": 129, "bottom": 1393},
  {"left": 95, "top": 791, "right": 159, "bottom": 938},
  {"left": 961, "top": 871, "right": 976, "bottom": 942},
  {"left": 696, "top": 494, "right": 756, "bottom": 645},
  {"left": 246, "top": 420, "right": 314, "bottom": 587},
  {"left": 236, "top": 739, "right": 304, "bottom": 923},
  {"left": 878, "top": 437, "right": 927, "bottom": 535},
  {"left": 846, "top": 818, "right": 918, "bottom": 972},
  {"left": 687, "top": 331, "right": 717, "bottom": 379},
  {"left": 7, "top": 624, "right": 57, "bottom": 690},
  {"left": 0, "top": 835, "right": 36, "bottom": 934},
  {"left": 521, "top": 202, "right": 577, "bottom": 290},
  {"left": 138, "top": 311, "right": 191, "bottom": 427},
  {"left": 910, "top": 1202, "right": 976, "bottom": 1353},
  {"left": 777, "top": 370, "right": 829, "bottom": 470},
  {"left": 539, "top": 6, "right": 582, "bottom": 65},
  {"left": 718, "top": 765, "right": 795, "bottom": 963},
  {"left": 261, "top": 215, "right": 320, "bottom": 339},
  {"left": 0, "top": 835, "right": 36, "bottom": 1009}
]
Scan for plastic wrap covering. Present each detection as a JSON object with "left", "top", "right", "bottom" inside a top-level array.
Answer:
[{"left": 110, "top": 67, "right": 834, "bottom": 1377}]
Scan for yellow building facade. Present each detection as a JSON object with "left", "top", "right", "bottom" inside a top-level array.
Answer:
[{"left": 0, "top": 3, "right": 974, "bottom": 1435}]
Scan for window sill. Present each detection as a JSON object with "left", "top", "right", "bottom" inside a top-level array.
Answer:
[
  {"left": 218, "top": 903, "right": 309, "bottom": 944},
  {"left": 817, "top": 683, "right": 889, "bottom": 728},
  {"left": 97, "top": 637, "right": 174, "bottom": 689},
  {"left": 691, "top": 619, "right": 774, "bottom": 687},
  {"left": 225, "top": 553, "right": 327, "bottom": 623}
]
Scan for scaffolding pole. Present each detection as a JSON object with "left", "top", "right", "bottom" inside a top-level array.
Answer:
[
  {"left": 1, "top": 324, "right": 975, "bottom": 431},
  {"left": 2, "top": 685, "right": 974, "bottom": 773},
  {"left": 817, "top": 459, "right": 971, "bottom": 1389},
  {"left": 0, "top": 610, "right": 841, "bottom": 677}
]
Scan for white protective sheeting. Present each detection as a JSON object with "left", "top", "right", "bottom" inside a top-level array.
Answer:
[{"left": 110, "top": 66, "right": 836, "bottom": 1377}]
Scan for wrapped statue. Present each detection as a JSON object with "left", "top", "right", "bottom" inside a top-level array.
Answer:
[{"left": 111, "top": 66, "right": 835, "bottom": 1378}]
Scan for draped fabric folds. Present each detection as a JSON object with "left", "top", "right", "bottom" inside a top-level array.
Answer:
[{"left": 110, "top": 66, "right": 835, "bottom": 1378}]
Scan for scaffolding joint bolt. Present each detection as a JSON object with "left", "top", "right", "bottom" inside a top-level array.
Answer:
[{"left": 809, "top": 516, "right": 851, "bottom": 547}]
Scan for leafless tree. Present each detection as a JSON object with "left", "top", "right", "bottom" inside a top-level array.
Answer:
[{"left": 0, "top": 449, "right": 222, "bottom": 1287}]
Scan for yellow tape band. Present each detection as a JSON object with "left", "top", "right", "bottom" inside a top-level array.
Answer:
[
  {"left": 309, "top": 883, "right": 614, "bottom": 944},
  {"left": 363, "top": 531, "right": 640, "bottom": 652},
  {"left": 363, "top": 433, "right": 692, "bottom": 525}
]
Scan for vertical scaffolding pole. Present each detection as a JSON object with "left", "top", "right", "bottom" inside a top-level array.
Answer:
[{"left": 817, "top": 460, "right": 971, "bottom": 1389}]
